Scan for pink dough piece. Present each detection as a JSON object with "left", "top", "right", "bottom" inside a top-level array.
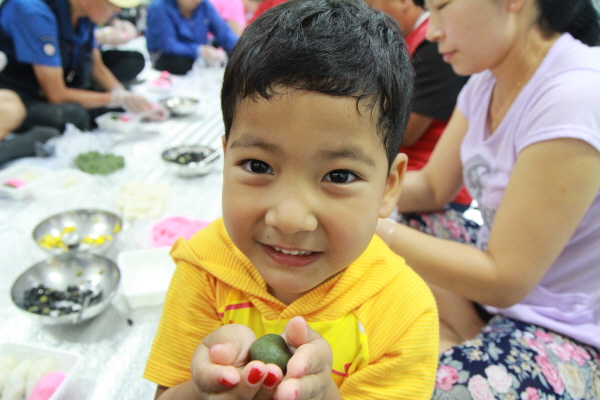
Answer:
[
  {"left": 28, "top": 371, "right": 66, "bottom": 400},
  {"left": 152, "top": 216, "right": 210, "bottom": 247},
  {"left": 4, "top": 178, "right": 25, "bottom": 188}
]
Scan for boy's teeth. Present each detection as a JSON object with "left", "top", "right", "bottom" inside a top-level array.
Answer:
[{"left": 273, "top": 247, "right": 312, "bottom": 256}]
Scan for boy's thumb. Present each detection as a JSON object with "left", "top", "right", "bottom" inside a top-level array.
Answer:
[{"left": 284, "top": 316, "right": 319, "bottom": 350}]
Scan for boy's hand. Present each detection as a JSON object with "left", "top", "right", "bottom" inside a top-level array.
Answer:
[
  {"left": 275, "top": 316, "right": 340, "bottom": 400},
  {"left": 190, "top": 324, "right": 284, "bottom": 400}
]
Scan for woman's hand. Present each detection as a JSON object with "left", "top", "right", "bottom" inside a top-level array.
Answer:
[{"left": 190, "top": 324, "right": 283, "bottom": 400}]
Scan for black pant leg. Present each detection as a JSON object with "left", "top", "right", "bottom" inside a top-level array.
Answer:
[
  {"left": 153, "top": 54, "right": 194, "bottom": 76},
  {"left": 101, "top": 49, "right": 146, "bottom": 83},
  {"left": 21, "top": 99, "right": 91, "bottom": 132},
  {"left": 0, "top": 126, "right": 60, "bottom": 165}
]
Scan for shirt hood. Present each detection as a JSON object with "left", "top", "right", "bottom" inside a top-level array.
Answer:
[{"left": 170, "top": 218, "right": 405, "bottom": 318}]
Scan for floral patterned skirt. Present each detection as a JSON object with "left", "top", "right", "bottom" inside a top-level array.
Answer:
[
  {"left": 395, "top": 206, "right": 480, "bottom": 244},
  {"left": 433, "top": 315, "right": 600, "bottom": 400}
]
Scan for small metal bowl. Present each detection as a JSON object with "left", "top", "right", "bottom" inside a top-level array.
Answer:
[
  {"left": 11, "top": 252, "right": 121, "bottom": 324},
  {"left": 33, "top": 209, "right": 123, "bottom": 256},
  {"left": 161, "top": 145, "right": 219, "bottom": 177},
  {"left": 159, "top": 96, "right": 200, "bottom": 116}
]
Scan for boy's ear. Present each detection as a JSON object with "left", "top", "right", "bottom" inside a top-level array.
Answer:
[
  {"left": 221, "top": 135, "right": 227, "bottom": 154},
  {"left": 379, "top": 153, "right": 407, "bottom": 218}
]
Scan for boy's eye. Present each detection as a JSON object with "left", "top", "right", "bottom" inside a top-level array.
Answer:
[
  {"left": 323, "top": 170, "right": 358, "bottom": 184},
  {"left": 241, "top": 159, "right": 273, "bottom": 174}
]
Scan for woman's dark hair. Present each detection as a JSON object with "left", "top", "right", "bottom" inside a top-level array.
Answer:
[
  {"left": 535, "top": 0, "right": 600, "bottom": 46},
  {"left": 221, "top": 0, "right": 414, "bottom": 169},
  {"left": 415, "top": 0, "right": 599, "bottom": 46}
]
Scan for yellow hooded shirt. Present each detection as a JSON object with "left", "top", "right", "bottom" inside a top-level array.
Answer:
[{"left": 144, "top": 218, "right": 438, "bottom": 399}]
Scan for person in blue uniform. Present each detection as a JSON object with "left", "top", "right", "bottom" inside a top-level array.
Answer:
[
  {"left": 146, "top": 0, "right": 238, "bottom": 75},
  {"left": 0, "top": 0, "right": 158, "bottom": 133}
]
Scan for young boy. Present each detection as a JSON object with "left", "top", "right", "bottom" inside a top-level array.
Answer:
[{"left": 144, "top": 0, "right": 439, "bottom": 399}]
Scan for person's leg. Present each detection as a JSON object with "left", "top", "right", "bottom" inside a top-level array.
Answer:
[
  {"left": 101, "top": 49, "right": 146, "bottom": 83},
  {"left": 21, "top": 100, "right": 91, "bottom": 132},
  {"left": 0, "top": 126, "right": 60, "bottom": 165},
  {"left": 154, "top": 54, "right": 195, "bottom": 75},
  {"left": 0, "top": 89, "right": 26, "bottom": 140},
  {"left": 432, "top": 315, "right": 600, "bottom": 399}
]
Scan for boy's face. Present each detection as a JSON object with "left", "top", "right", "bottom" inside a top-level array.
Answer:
[{"left": 222, "top": 89, "right": 405, "bottom": 305}]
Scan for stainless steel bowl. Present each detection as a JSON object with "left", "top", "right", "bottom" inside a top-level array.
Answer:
[
  {"left": 11, "top": 252, "right": 121, "bottom": 324},
  {"left": 161, "top": 145, "right": 219, "bottom": 177},
  {"left": 33, "top": 209, "right": 122, "bottom": 256},
  {"left": 159, "top": 96, "right": 200, "bottom": 116}
]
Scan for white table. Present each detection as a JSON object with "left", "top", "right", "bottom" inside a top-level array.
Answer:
[{"left": 0, "top": 67, "right": 226, "bottom": 399}]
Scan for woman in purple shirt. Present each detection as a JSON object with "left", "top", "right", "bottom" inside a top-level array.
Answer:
[{"left": 378, "top": 0, "right": 600, "bottom": 398}]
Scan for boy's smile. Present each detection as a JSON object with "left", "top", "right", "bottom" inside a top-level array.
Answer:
[
  {"left": 222, "top": 89, "right": 404, "bottom": 305},
  {"left": 262, "top": 244, "right": 321, "bottom": 268}
]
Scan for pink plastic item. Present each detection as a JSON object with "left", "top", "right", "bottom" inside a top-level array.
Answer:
[
  {"left": 28, "top": 371, "right": 66, "bottom": 400},
  {"left": 148, "top": 71, "right": 177, "bottom": 92},
  {"left": 151, "top": 216, "right": 210, "bottom": 248}
]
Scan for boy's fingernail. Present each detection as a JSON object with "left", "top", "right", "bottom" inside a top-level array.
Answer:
[
  {"left": 248, "top": 367, "right": 264, "bottom": 384},
  {"left": 292, "top": 390, "right": 299, "bottom": 400},
  {"left": 264, "top": 371, "right": 278, "bottom": 387},
  {"left": 220, "top": 377, "right": 235, "bottom": 387}
]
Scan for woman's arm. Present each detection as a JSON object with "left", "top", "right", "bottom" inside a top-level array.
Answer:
[
  {"left": 205, "top": 3, "right": 238, "bottom": 54},
  {"left": 385, "top": 138, "right": 600, "bottom": 308},
  {"left": 397, "top": 106, "right": 468, "bottom": 212}
]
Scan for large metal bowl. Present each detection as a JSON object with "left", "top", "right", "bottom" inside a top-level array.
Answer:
[
  {"left": 161, "top": 145, "right": 219, "bottom": 177},
  {"left": 33, "top": 209, "right": 123, "bottom": 256},
  {"left": 159, "top": 96, "right": 200, "bottom": 117},
  {"left": 11, "top": 252, "right": 121, "bottom": 325}
]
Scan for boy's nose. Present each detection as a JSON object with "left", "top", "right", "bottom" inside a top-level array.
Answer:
[{"left": 264, "top": 191, "right": 318, "bottom": 234}]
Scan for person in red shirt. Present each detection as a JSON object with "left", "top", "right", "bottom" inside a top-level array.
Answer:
[
  {"left": 248, "top": 0, "right": 287, "bottom": 24},
  {"left": 367, "top": 0, "right": 477, "bottom": 243}
]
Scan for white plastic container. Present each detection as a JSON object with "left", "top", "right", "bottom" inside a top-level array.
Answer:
[
  {"left": 117, "top": 247, "right": 176, "bottom": 309},
  {"left": 0, "top": 342, "right": 81, "bottom": 400},
  {"left": 29, "top": 168, "right": 93, "bottom": 199},
  {"left": 0, "top": 164, "right": 51, "bottom": 200},
  {"left": 94, "top": 111, "right": 140, "bottom": 135}
]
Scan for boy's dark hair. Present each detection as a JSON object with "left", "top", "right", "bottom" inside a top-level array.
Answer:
[{"left": 221, "top": 0, "right": 414, "bottom": 169}]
